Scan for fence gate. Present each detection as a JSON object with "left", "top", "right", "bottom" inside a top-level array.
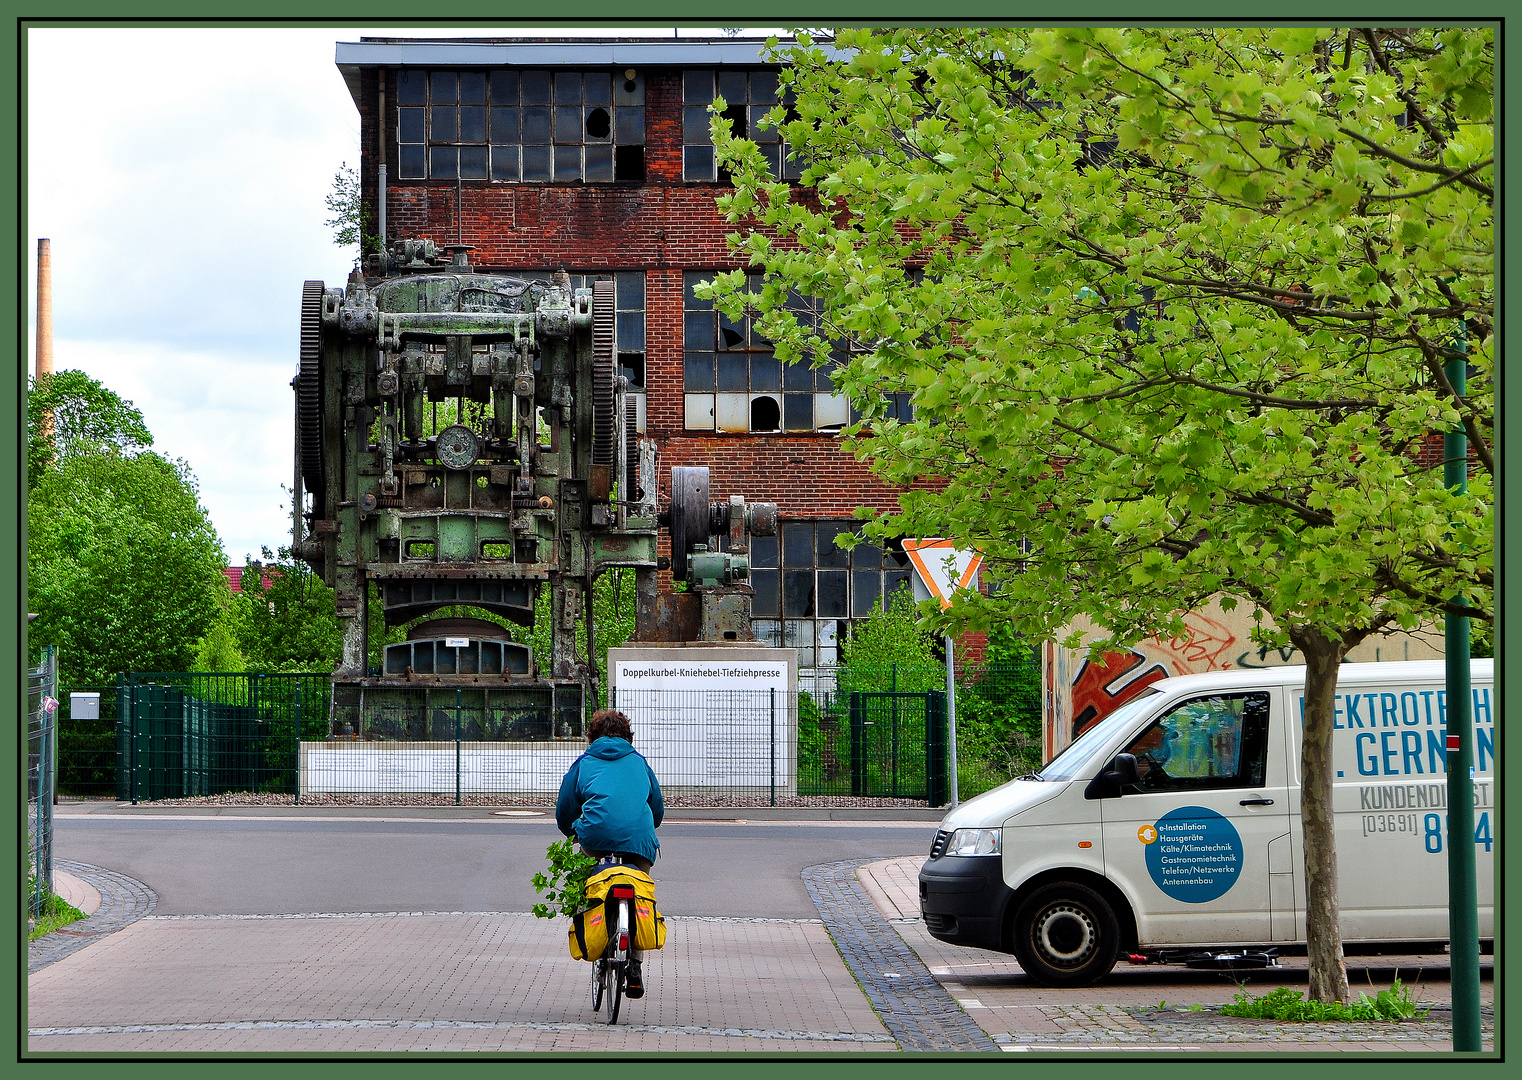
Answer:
[{"left": 848, "top": 690, "right": 948, "bottom": 804}]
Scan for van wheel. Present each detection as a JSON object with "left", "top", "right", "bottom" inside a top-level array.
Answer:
[{"left": 1011, "top": 882, "right": 1119, "bottom": 987}]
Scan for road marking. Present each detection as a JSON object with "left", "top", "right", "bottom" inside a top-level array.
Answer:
[{"left": 27, "top": 1018, "right": 895, "bottom": 1043}]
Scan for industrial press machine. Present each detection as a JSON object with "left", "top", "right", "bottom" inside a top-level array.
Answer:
[{"left": 293, "top": 240, "right": 775, "bottom": 738}]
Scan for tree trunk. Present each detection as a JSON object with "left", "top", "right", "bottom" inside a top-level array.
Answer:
[{"left": 1293, "top": 627, "right": 1352, "bottom": 1003}]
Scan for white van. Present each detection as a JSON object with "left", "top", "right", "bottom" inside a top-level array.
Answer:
[{"left": 919, "top": 661, "right": 1495, "bottom": 986}]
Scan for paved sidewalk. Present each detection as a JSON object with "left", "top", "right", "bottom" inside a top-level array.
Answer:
[
  {"left": 29, "top": 866, "right": 891, "bottom": 1053},
  {"left": 52, "top": 868, "right": 102, "bottom": 917},
  {"left": 857, "top": 857, "right": 1495, "bottom": 1052}
]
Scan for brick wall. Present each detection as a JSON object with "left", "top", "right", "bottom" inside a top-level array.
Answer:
[{"left": 361, "top": 66, "right": 911, "bottom": 547}]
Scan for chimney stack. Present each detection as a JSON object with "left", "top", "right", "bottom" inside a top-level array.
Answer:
[
  {"left": 35, "top": 238, "right": 55, "bottom": 449},
  {"left": 36, "top": 238, "right": 52, "bottom": 380}
]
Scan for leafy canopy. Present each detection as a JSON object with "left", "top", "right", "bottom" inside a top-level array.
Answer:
[
  {"left": 28, "top": 370, "right": 152, "bottom": 490},
  {"left": 29, "top": 449, "right": 227, "bottom": 684},
  {"left": 708, "top": 27, "right": 1492, "bottom": 657}
]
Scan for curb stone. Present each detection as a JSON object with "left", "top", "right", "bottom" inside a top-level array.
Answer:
[
  {"left": 28, "top": 861, "right": 158, "bottom": 974},
  {"left": 803, "top": 858, "right": 998, "bottom": 1052}
]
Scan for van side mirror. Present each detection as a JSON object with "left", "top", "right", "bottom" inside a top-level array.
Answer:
[{"left": 1084, "top": 753, "right": 1142, "bottom": 800}]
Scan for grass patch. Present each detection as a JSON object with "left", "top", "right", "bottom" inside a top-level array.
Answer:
[
  {"left": 29, "top": 890, "right": 86, "bottom": 941},
  {"left": 1220, "top": 979, "right": 1428, "bottom": 1022}
]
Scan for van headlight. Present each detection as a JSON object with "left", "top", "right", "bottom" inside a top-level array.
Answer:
[{"left": 945, "top": 828, "right": 1001, "bottom": 856}]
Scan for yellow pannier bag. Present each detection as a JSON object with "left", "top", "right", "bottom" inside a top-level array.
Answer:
[{"left": 568, "top": 865, "right": 667, "bottom": 960}]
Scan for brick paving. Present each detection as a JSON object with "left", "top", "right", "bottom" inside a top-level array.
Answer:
[
  {"left": 28, "top": 905, "right": 891, "bottom": 1052},
  {"left": 28, "top": 861, "right": 157, "bottom": 975},
  {"left": 858, "top": 856, "right": 1496, "bottom": 1053},
  {"left": 803, "top": 859, "right": 997, "bottom": 1051},
  {"left": 24, "top": 841, "right": 1498, "bottom": 1053}
]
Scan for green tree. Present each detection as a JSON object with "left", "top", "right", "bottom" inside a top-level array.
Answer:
[
  {"left": 29, "top": 450, "right": 227, "bottom": 685},
  {"left": 837, "top": 587, "right": 941, "bottom": 694},
  {"left": 28, "top": 370, "right": 152, "bottom": 490},
  {"left": 711, "top": 27, "right": 1492, "bottom": 1002},
  {"left": 193, "top": 578, "right": 248, "bottom": 672},
  {"left": 326, "top": 162, "right": 381, "bottom": 261},
  {"left": 236, "top": 548, "right": 343, "bottom": 673}
]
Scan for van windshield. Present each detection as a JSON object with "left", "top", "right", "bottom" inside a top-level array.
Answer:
[{"left": 1036, "top": 691, "right": 1163, "bottom": 782}]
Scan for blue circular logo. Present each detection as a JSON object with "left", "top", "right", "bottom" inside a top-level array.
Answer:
[{"left": 1144, "top": 806, "right": 1244, "bottom": 903}]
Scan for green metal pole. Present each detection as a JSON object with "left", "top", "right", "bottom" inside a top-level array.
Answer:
[
  {"left": 127, "top": 676, "right": 138, "bottom": 806},
  {"left": 1444, "top": 351, "right": 1480, "bottom": 1052},
  {"left": 293, "top": 688, "right": 302, "bottom": 805},
  {"left": 770, "top": 687, "right": 777, "bottom": 807},
  {"left": 455, "top": 687, "right": 463, "bottom": 806},
  {"left": 944, "top": 634, "right": 959, "bottom": 809}
]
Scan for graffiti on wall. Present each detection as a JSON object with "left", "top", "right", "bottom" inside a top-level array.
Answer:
[{"left": 1070, "top": 611, "right": 1244, "bottom": 738}]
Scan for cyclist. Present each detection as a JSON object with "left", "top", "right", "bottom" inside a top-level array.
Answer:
[{"left": 556, "top": 707, "right": 664, "bottom": 998}]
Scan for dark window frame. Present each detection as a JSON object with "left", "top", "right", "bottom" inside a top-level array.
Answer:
[
  {"left": 395, "top": 68, "right": 645, "bottom": 185},
  {"left": 681, "top": 68, "right": 801, "bottom": 184}
]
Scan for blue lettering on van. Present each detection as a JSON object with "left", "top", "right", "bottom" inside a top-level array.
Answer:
[
  {"left": 1345, "top": 695, "right": 1366, "bottom": 728},
  {"left": 1381, "top": 732, "right": 1400, "bottom": 775},
  {"left": 1381, "top": 694, "right": 1399, "bottom": 727},
  {"left": 1401, "top": 692, "right": 1420, "bottom": 726},
  {"left": 1402, "top": 731, "right": 1424, "bottom": 774},
  {"left": 1367, "top": 694, "right": 1381, "bottom": 728},
  {"left": 1421, "top": 691, "right": 1436, "bottom": 725},
  {"left": 1437, "top": 691, "right": 1447, "bottom": 725},
  {"left": 1477, "top": 725, "right": 1493, "bottom": 773},
  {"left": 1473, "top": 689, "right": 1491, "bottom": 725},
  {"left": 1428, "top": 730, "right": 1447, "bottom": 774},
  {"left": 1357, "top": 733, "right": 1379, "bottom": 776},
  {"left": 1145, "top": 806, "right": 1243, "bottom": 903}
]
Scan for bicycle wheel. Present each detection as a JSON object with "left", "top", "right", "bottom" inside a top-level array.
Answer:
[
  {"left": 592, "top": 958, "right": 605, "bottom": 1011},
  {"left": 603, "top": 959, "right": 623, "bottom": 1024}
]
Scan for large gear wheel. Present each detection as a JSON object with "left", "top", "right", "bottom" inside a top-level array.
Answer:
[
  {"left": 625, "top": 396, "right": 641, "bottom": 501},
  {"left": 669, "top": 466, "right": 711, "bottom": 581},
  {"left": 297, "top": 280, "right": 327, "bottom": 512},
  {"left": 591, "top": 278, "right": 617, "bottom": 473}
]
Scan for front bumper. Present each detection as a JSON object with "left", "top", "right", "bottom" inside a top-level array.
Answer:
[{"left": 918, "top": 854, "right": 1013, "bottom": 953}]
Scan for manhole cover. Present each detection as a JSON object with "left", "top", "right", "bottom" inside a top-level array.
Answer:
[{"left": 491, "top": 810, "right": 546, "bottom": 817}]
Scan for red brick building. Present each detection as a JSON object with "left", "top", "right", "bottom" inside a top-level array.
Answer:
[{"left": 335, "top": 37, "right": 928, "bottom": 669}]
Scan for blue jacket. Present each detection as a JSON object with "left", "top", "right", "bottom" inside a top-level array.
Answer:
[{"left": 556, "top": 737, "right": 664, "bottom": 865}]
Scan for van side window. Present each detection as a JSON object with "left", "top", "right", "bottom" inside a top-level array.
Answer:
[{"left": 1121, "top": 693, "right": 1271, "bottom": 793}]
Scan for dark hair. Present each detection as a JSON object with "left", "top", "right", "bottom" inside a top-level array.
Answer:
[{"left": 588, "top": 708, "right": 633, "bottom": 743}]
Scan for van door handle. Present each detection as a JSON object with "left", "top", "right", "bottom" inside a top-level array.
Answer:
[{"left": 1239, "top": 797, "right": 1275, "bottom": 806}]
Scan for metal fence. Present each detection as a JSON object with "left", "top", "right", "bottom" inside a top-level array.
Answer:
[
  {"left": 102, "top": 656, "right": 1039, "bottom": 807},
  {"left": 118, "top": 673, "right": 330, "bottom": 803},
  {"left": 56, "top": 685, "right": 119, "bottom": 798},
  {"left": 28, "top": 647, "right": 58, "bottom": 919}
]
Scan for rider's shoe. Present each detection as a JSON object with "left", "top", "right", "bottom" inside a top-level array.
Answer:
[{"left": 625, "top": 959, "right": 644, "bottom": 998}]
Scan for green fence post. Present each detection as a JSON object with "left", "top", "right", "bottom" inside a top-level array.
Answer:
[
  {"left": 770, "top": 687, "right": 777, "bottom": 807},
  {"left": 891, "top": 693, "right": 900, "bottom": 798},
  {"left": 926, "top": 690, "right": 948, "bottom": 807},
  {"left": 293, "top": 688, "right": 302, "bottom": 805},
  {"left": 849, "top": 692, "right": 865, "bottom": 797},
  {"left": 119, "top": 673, "right": 132, "bottom": 804},
  {"left": 455, "top": 687, "right": 463, "bottom": 806}
]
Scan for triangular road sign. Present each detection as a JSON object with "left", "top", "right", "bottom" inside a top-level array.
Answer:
[{"left": 903, "top": 538, "right": 983, "bottom": 610}]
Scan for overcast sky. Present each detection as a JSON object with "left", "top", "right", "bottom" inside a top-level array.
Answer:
[{"left": 27, "top": 25, "right": 781, "bottom": 566}]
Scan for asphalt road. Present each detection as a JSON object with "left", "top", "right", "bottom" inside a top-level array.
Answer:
[{"left": 54, "top": 808, "right": 937, "bottom": 918}]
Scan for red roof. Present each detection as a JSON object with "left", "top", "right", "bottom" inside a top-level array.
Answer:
[{"left": 224, "top": 567, "right": 276, "bottom": 593}]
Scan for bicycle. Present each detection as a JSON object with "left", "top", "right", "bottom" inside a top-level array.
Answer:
[{"left": 588, "top": 856, "right": 639, "bottom": 1024}]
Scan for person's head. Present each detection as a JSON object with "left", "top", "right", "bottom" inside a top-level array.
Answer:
[{"left": 588, "top": 708, "right": 633, "bottom": 744}]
